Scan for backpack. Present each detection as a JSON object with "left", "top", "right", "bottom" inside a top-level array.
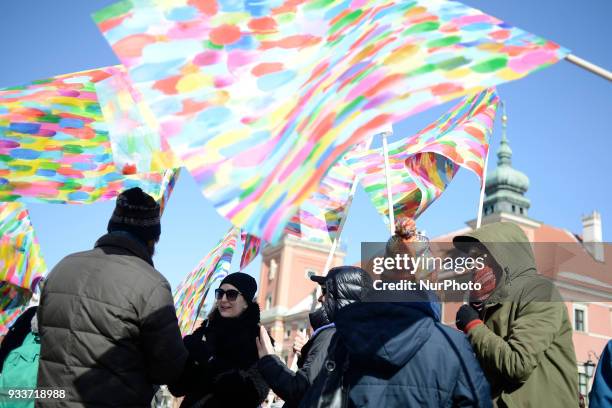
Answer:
[{"left": 0, "top": 331, "right": 40, "bottom": 408}]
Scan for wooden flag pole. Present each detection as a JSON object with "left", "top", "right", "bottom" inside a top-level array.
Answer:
[
  {"left": 381, "top": 129, "right": 395, "bottom": 235},
  {"left": 566, "top": 54, "right": 612, "bottom": 82}
]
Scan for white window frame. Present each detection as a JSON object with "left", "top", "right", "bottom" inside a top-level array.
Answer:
[{"left": 572, "top": 303, "right": 588, "bottom": 333}]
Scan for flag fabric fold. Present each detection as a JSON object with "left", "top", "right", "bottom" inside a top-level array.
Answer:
[
  {"left": 347, "top": 88, "right": 499, "bottom": 224},
  {"left": 173, "top": 227, "right": 239, "bottom": 335}
]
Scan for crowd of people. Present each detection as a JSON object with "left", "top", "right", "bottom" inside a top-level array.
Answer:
[{"left": 0, "top": 187, "right": 609, "bottom": 408}]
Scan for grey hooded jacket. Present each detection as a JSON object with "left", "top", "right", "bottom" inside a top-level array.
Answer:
[{"left": 36, "top": 233, "right": 187, "bottom": 407}]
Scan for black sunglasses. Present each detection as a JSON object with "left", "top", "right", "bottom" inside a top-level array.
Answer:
[{"left": 215, "top": 288, "right": 241, "bottom": 302}]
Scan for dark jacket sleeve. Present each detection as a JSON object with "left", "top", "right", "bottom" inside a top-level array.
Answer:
[
  {"left": 257, "top": 328, "right": 335, "bottom": 405},
  {"left": 140, "top": 281, "right": 188, "bottom": 385}
]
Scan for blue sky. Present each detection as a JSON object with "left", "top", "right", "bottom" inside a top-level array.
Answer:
[{"left": 0, "top": 0, "right": 610, "bottom": 291}]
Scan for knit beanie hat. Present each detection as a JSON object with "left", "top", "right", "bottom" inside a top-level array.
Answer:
[
  {"left": 220, "top": 272, "right": 258, "bottom": 303},
  {"left": 107, "top": 187, "right": 161, "bottom": 244}
]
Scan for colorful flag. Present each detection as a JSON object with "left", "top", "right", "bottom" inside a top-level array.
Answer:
[
  {"left": 240, "top": 231, "right": 262, "bottom": 270},
  {"left": 94, "top": 0, "right": 567, "bottom": 243},
  {"left": 0, "top": 202, "right": 47, "bottom": 290},
  {"left": 95, "top": 67, "right": 177, "bottom": 174},
  {"left": 158, "top": 167, "right": 181, "bottom": 215},
  {"left": 284, "top": 138, "right": 371, "bottom": 245},
  {"left": 173, "top": 227, "right": 239, "bottom": 335},
  {"left": 0, "top": 67, "right": 175, "bottom": 204},
  {"left": 0, "top": 282, "right": 32, "bottom": 336},
  {"left": 347, "top": 88, "right": 499, "bottom": 224}
]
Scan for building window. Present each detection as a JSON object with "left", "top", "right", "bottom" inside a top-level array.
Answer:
[
  {"left": 511, "top": 205, "right": 516, "bottom": 213},
  {"left": 573, "top": 304, "right": 588, "bottom": 332},
  {"left": 520, "top": 208, "right": 524, "bottom": 215},
  {"left": 269, "top": 259, "right": 277, "bottom": 281},
  {"left": 265, "top": 295, "right": 272, "bottom": 310}
]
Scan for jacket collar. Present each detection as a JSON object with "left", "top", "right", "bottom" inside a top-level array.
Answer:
[{"left": 94, "top": 232, "right": 154, "bottom": 267}]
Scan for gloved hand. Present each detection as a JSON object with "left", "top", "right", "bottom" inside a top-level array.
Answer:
[
  {"left": 455, "top": 304, "right": 482, "bottom": 333},
  {"left": 184, "top": 330, "right": 212, "bottom": 366}
]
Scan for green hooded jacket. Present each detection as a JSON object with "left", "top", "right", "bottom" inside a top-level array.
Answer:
[{"left": 455, "top": 222, "right": 579, "bottom": 408}]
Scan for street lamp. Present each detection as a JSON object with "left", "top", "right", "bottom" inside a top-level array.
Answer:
[{"left": 584, "top": 359, "right": 596, "bottom": 378}]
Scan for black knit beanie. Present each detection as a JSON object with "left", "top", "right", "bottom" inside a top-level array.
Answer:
[
  {"left": 220, "top": 272, "right": 257, "bottom": 303},
  {"left": 107, "top": 187, "right": 161, "bottom": 244}
]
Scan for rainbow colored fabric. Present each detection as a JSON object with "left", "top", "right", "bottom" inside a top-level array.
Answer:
[
  {"left": 158, "top": 167, "right": 181, "bottom": 215},
  {"left": 95, "top": 67, "right": 177, "bottom": 174},
  {"left": 347, "top": 88, "right": 499, "bottom": 223},
  {"left": 0, "top": 202, "right": 47, "bottom": 291},
  {"left": 0, "top": 282, "right": 32, "bottom": 336},
  {"left": 94, "top": 0, "right": 568, "bottom": 243},
  {"left": 284, "top": 139, "right": 370, "bottom": 245},
  {"left": 0, "top": 67, "right": 175, "bottom": 204},
  {"left": 174, "top": 227, "right": 239, "bottom": 335},
  {"left": 240, "top": 231, "right": 262, "bottom": 270}
]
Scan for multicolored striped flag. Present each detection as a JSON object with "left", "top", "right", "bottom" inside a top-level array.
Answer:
[
  {"left": 0, "top": 66, "right": 177, "bottom": 204},
  {"left": 347, "top": 88, "right": 499, "bottom": 224},
  {"left": 173, "top": 227, "right": 239, "bottom": 335},
  {"left": 0, "top": 202, "right": 47, "bottom": 291},
  {"left": 157, "top": 167, "right": 181, "bottom": 215},
  {"left": 95, "top": 67, "right": 177, "bottom": 175},
  {"left": 94, "top": 0, "right": 567, "bottom": 243},
  {"left": 0, "top": 282, "right": 32, "bottom": 336},
  {"left": 284, "top": 138, "right": 371, "bottom": 245},
  {"left": 240, "top": 231, "right": 262, "bottom": 270}
]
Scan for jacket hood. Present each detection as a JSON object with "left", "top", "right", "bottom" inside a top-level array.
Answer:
[
  {"left": 454, "top": 222, "right": 537, "bottom": 303},
  {"left": 95, "top": 232, "right": 154, "bottom": 266},
  {"left": 323, "top": 266, "right": 372, "bottom": 321},
  {"left": 334, "top": 302, "right": 434, "bottom": 373}
]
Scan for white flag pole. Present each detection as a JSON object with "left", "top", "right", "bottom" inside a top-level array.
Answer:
[
  {"left": 381, "top": 127, "right": 395, "bottom": 235},
  {"left": 477, "top": 101, "right": 504, "bottom": 228},
  {"left": 565, "top": 54, "right": 612, "bottom": 82}
]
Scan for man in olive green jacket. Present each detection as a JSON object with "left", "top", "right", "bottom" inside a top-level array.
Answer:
[{"left": 454, "top": 222, "right": 578, "bottom": 408}]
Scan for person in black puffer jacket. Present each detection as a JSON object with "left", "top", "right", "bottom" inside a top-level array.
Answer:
[
  {"left": 169, "top": 272, "right": 269, "bottom": 408},
  {"left": 256, "top": 266, "right": 372, "bottom": 407},
  {"left": 298, "top": 233, "right": 491, "bottom": 408}
]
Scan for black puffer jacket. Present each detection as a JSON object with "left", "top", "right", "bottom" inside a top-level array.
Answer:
[
  {"left": 36, "top": 233, "right": 188, "bottom": 407},
  {"left": 169, "top": 302, "right": 269, "bottom": 408},
  {"left": 257, "top": 266, "right": 371, "bottom": 407}
]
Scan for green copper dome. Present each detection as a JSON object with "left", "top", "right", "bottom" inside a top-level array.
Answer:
[{"left": 482, "top": 123, "right": 531, "bottom": 217}]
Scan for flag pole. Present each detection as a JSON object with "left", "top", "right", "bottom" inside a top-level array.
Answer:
[
  {"left": 477, "top": 101, "right": 503, "bottom": 228},
  {"left": 565, "top": 54, "right": 612, "bottom": 82},
  {"left": 381, "top": 128, "right": 395, "bottom": 235}
]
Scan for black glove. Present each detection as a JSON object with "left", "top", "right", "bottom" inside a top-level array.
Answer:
[
  {"left": 184, "top": 330, "right": 212, "bottom": 365},
  {"left": 455, "top": 304, "right": 481, "bottom": 332}
]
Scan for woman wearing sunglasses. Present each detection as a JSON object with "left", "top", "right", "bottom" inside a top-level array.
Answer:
[{"left": 169, "top": 272, "right": 270, "bottom": 408}]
